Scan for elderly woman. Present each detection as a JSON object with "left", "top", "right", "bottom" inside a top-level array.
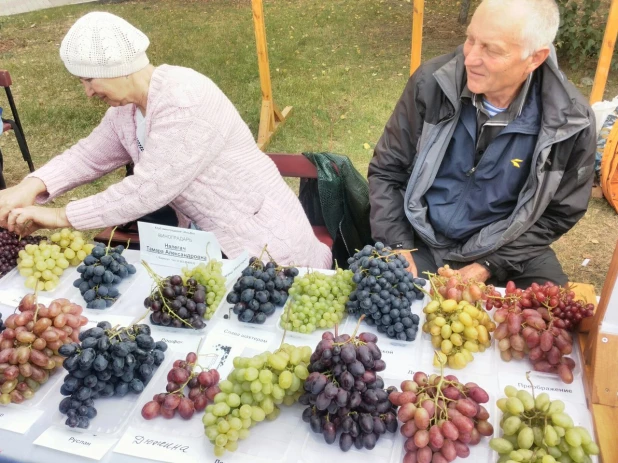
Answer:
[{"left": 0, "top": 12, "right": 332, "bottom": 269}]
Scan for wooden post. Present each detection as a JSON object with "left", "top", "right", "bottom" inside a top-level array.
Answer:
[
  {"left": 590, "top": 0, "right": 618, "bottom": 104},
  {"left": 410, "top": 0, "right": 424, "bottom": 76},
  {"left": 252, "top": 0, "right": 292, "bottom": 150},
  {"left": 584, "top": 239, "right": 618, "bottom": 362}
]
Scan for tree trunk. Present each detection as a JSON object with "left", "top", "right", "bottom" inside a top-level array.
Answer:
[{"left": 458, "top": 0, "right": 472, "bottom": 25}]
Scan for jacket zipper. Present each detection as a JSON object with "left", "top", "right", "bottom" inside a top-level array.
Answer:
[{"left": 449, "top": 128, "right": 590, "bottom": 261}]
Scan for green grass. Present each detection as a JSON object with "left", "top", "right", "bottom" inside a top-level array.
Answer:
[{"left": 0, "top": 0, "right": 616, "bottom": 289}]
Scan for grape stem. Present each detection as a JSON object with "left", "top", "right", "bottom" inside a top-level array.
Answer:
[
  {"left": 350, "top": 314, "right": 365, "bottom": 340},
  {"left": 32, "top": 289, "right": 40, "bottom": 323},
  {"left": 17, "top": 219, "right": 34, "bottom": 241},
  {"left": 279, "top": 295, "right": 293, "bottom": 349},
  {"left": 141, "top": 261, "right": 194, "bottom": 329},
  {"left": 104, "top": 226, "right": 118, "bottom": 256},
  {"left": 525, "top": 371, "right": 536, "bottom": 400}
]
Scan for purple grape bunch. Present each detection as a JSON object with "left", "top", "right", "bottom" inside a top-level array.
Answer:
[
  {"left": 299, "top": 329, "right": 399, "bottom": 452},
  {"left": 0, "top": 228, "right": 43, "bottom": 277}
]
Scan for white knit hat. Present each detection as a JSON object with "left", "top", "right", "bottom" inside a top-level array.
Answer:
[{"left": 60, "top": 12, "right": 150, "bottom": 79}]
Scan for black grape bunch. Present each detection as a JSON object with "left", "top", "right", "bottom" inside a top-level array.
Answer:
[
  {"left": 346, "top": 243, "right": 425, "bottom": 341},
  {"left": 225, "top": 255, "right": 298, "bottom": 324},
  {"left": 73, "top": 243, "right": 136, "bottom": 310},
  {"left": 58, "top": 322, "right": 167, "bottom": 429}
]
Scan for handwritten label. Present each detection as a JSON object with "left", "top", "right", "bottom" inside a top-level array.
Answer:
[
  {"left": 499, "top": 373, "right": 586, "bottom": 405},
  {"left": 33, "top": 426, "right": 118, "bottom": 460},
  {"left": 114, "top": 427, "right": 201, "bottom": 463},
  {"left": 0, "top": 406, "right": 44, "bottom": 434},
  {"left": 138, "top": 222, "right": 223, "bottom": 269}
]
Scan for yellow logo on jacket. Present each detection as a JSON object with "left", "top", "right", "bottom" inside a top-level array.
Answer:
[{"left": 511, "top": 158, "right": 523, "bottom": 168}]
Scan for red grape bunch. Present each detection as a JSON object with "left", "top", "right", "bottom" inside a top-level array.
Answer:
[
  {"left": 494, "top": 282, "right": 579, "bottom": 384},
  {"left": 142, "top": 351, "right": 220, "bottom": 420},
  {"left": 299, "top": 324, "right": 399, "bottom": 452},
  {"left": 512, "top": 281, "right": 593, "bottom": 330},
  {"left": 389, "top": 368, "right": 493, "bottom": 463},
  {"left": 0, "top": 229, "right": 42, "bottom": 277},
  {"left": 0, "top": 295, "right": 88, "bottom": 405}
]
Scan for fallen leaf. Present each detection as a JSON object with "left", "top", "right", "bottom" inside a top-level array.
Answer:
[
  {"left": 363, "top": 143, "right": 371, "bottom": 150},
  {"left": 590, "top": 239, "right": 599, "bottom": 244},
  {"left": 340, "top": 115, "right": 347, "bottom": 120}
]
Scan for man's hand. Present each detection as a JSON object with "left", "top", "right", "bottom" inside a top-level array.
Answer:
[
  {"left": 394, "top": 250, "right": 417, "bottom": 277},
  {"left": 6, "top": 206, "right": 70, "bottom": 236},
  {"left": 0, "top": 178, "right": 47, "bottom": 227},
  {"left": 457, "top": 263, "right": 490, "bottom": 283}
]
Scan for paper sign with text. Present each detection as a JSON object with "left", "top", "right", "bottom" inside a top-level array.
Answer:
[
  {"left": 208, "top": 323, "right": 277, "bottom": 352},
  {"left": 138, "top": 222, "right": 222, "bottom": 269},
  {"left": 498, "top": 372, "right": 587, "bottom": 405},
  {"left": 33, "top": 426, "right": 119, "bottom": 460},
  {"left": 147, "top": 326, "right": 205, "bottom": 353},
  {"left": 114, "top": 426, "right": 203, "bottom": 463},
  {"left": 0, "top": 407, "right": 44, "bottom": 434},
  {"left": 198, "top": 334, "right": 251, "bottom": 378}
]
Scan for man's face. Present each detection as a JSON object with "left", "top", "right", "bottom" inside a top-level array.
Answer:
[{"left": 463, "top": 6, "right": 535, "bottom": 98}]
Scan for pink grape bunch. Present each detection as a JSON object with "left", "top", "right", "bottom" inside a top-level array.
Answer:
[
  {"left": 141, "top": 351, "right": 221, "bottom": 421},
  {"left": 494, "top": 282, "right": 581, "bottom": 384},
  {"left": 430, "top": 266, "right": 502, "bottom": 307},
  {"left": 389, "top": 370, "right": 493, "bottom": 463}
]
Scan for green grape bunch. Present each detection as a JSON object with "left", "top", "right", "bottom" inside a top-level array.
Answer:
[
  {"left": 203, "top": 343, "right": 311, "bottom": 456},
  {"left": 280, "top": 268, "right": 355, "bottom": 334},
  {"left": 490, "top": 381, "right": 600, "bottom": 463}
]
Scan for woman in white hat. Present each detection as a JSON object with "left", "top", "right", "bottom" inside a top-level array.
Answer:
[{"left": 0, "top": 12, "right": 332, "bottom": 268}]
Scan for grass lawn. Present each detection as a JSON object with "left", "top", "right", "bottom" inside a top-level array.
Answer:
[{"left": 0, "top": 0, "right": 617, "bottom": 289}]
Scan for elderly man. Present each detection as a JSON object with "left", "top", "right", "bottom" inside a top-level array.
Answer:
[{"left": 368, "top": 0, "right": 595, "bottom": 287}]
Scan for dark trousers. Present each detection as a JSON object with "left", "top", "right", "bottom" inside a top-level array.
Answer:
[{"left": 412, "top": 240, "right": 568, "bottom": 288}]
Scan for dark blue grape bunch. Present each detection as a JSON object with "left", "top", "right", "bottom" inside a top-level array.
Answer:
[
  {"left": 58, "top": 321, "right": 167, "bottom": 429},
  {"left": 225, "top": 256, "right": 298, "bottom": 324},
  {"left": 73, "top": 243, "right": 136, "bottom": 310},
  {"left": 345, "top": 242, "right": 425, "bottom": 342},
  {"left": 0, "top": 311, "right": 5, "bottom": 335}
]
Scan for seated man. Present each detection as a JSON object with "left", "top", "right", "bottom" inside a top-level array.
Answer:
[{"left": 368, "top": 0, "right": 595, "bottom": 288}]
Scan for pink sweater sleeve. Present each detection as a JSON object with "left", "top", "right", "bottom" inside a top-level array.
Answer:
[
  {"left": 27, "top": 109, "right": 131, "bottom": 202},
  {"left": 65, "top": 106, "right": 225, "bottom": 230}
]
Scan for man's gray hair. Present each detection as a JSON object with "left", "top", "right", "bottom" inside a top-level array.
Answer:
[{"left": 481, "top": 0, "right": 560, "bottom": 58}]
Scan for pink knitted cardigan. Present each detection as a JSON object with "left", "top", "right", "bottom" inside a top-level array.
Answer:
[{"left": 29, "top": 65, "right": 332, "bottom": 269}]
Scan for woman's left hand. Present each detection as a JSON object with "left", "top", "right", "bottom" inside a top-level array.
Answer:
[{"left": 7, "top": 206, "right": 71, "bottom": 236}]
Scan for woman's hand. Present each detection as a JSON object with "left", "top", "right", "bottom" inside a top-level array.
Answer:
[
  {"left": 6, "top": 206, "right": 70, "bottom": 236},
  {"left": 0, "top": 178, "right": 47, "bottom": 227}
]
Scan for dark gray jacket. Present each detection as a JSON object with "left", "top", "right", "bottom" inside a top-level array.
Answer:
[{"left": 368, "top": 47, "right": 596, "bottom": 280}]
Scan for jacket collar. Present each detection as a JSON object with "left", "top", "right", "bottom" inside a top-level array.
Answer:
[{"left": 432, "top": 46, "right": 590, "bottom": 139}]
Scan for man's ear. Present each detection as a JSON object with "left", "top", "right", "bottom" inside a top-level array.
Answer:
[{"left": 527, "top": 47, "right": 550, "bottom": 73}]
